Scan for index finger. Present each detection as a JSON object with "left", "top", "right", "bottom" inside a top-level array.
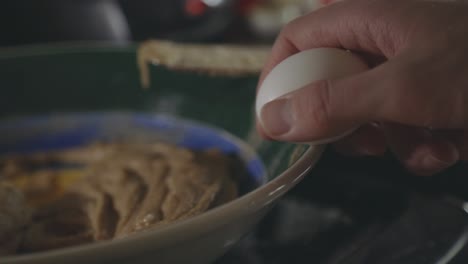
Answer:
[{"left": 257, "top": 0, "right": 398, "bottom": 90}]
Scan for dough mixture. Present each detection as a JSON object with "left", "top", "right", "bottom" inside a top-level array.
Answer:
[{"left": 0, "top": 142, "right": 239, "bottom": 255}]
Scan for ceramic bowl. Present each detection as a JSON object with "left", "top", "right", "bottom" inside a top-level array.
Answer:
[{"left": 0, "top": 44, "right": 324, "bottom": 264}]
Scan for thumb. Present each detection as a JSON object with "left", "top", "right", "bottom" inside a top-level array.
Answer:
[{"left": 259, "top": 69, "right": 383, "bottom": 143}]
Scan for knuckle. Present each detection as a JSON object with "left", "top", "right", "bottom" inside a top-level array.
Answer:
[
  {"left": 291, "top": 81, "right": 333, "bottom": 137},
  {"left": 391, "top": 68, "right": 418, "bottom": 90},
  {"left": 458, "top": 135, "right": 468, "bottom": 161},
  {"left": 446, "top": 89, "right": 468, "bottom": 128},
  {"left": 281, "top": 20, "right": 300, "bottom": 43},
  {"left": 386, "top": 67, "right": 462, "bottom": 128},
  {"left": 383, "top": 69, "right": 422, "bottom": 120}
]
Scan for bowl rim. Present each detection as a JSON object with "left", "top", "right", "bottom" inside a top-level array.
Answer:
[{"left": 0, "top": 44, "right": 325, "bottom": 263}]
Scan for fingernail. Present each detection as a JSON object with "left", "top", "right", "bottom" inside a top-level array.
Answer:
[
  {"left": 421, "top": 154, "right": 455, "bottom": 172},
  {"left": 421, "top": 140, "right": 459, "bottom": 170},
  {"left": 260, "top": 98, "right": 292, "bottom": 136}
]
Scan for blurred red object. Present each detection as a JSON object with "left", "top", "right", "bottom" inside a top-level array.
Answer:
[
  {"left": 237, "top": 0, "right": 264, "bottom": 14},
  {"left": 185, "top": 0, "right": 208, "bottom": 16}
]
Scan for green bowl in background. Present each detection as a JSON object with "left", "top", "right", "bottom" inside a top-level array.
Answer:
[{"left": 0, "top": 44, "right": 324, "bottom": 264}]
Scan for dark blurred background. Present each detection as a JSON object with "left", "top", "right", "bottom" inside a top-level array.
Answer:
[
  {"left": 0, "top": 0, "right": 323, "bottom": 46},
  {"left": 4, "top": 1, "right": 468, "bottom": 263}
]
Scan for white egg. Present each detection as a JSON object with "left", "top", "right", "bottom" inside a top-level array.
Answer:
[{"left": 256, "top": 48, "right": 369, "bottom": 145}]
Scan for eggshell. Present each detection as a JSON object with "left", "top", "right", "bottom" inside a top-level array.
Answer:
[{"left": 256, "top": 48, "right": 369, "bottom": 145}]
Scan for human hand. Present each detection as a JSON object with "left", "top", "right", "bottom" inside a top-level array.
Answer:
[{"left": 256, "top": 0, "right": 468, "bottom": 176}]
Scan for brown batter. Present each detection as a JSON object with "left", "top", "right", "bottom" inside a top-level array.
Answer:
[{"left": 0, "top": 142, "right": 239, "bottom": 255}]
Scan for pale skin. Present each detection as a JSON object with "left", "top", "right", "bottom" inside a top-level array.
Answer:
[{"left": 256, "top": 0, "right": 468, "bottom": 176}]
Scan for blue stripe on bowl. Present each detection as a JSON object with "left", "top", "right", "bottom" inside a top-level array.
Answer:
[
  {"left": 246, "top": 159, "right": 265, "bottom": 185},
  {"left": 0, "top": 124, "right": 98, "bottom": 154},
  {"left": 178, "top": 125, "right": 240, "bottom": 153},
  {"left": 0, "top": 113, "right": 265, "bottom": 183},
  {"left": 132, "top": 114, "right": 265, "bottom": 182}
]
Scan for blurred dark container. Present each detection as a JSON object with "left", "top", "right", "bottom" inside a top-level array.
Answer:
[
  {"left": 0, "top": 0, "right": 131, "bottom": 46},
  {"left": 0, "top": 0, "right": 237, "bottom": 47},
  {"left": 118, "top": 0, "right": 236, "bottom": 42}
]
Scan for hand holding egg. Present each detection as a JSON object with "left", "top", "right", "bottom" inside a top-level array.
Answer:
[
  {"left": 256, "top": 48, "right": 368, "bottom": 145},
  {"left": 255, "top": 0, "right": 468, "bottom": 176}
]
